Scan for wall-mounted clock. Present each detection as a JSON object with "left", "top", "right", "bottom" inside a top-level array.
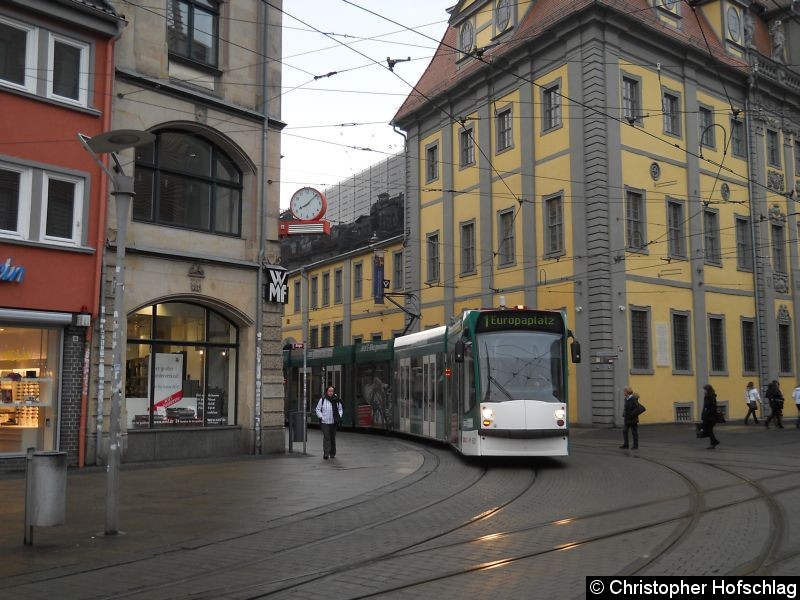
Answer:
[{"left": 289, "top": 187, "right": 327, "bottom": 221}]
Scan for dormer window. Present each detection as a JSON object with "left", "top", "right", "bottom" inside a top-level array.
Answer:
[
  {"left": 496, "top": 0, "right": 511, "bottom": 33},
  {"left": 459, "top": 21, "right": 474, "bottom": 56},
  {"left": 656, "top": 0, "right": 680, "bottom": 15},
  {"left": 726, "top": 6, "right": 742, "bottom": 44}
]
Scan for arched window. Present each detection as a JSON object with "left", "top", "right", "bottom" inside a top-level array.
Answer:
[
  {"left": 133, "top": 131, "right": 242, "bottom": 236},
  {"left": 125, "top": 302, "right": 239, "bottom": 429}
]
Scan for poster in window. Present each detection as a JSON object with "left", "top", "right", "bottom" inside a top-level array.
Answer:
[{"left": 153, "top": 353, "right": 184, "bottom": 414}]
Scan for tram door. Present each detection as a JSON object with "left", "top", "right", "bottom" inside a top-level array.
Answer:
[
  {"left": 325, "top": 366, "right": 341, "bottom": 397},
  {"left": 423, "top": 354, "right": 437, "bottom": 437},
  {"left": 398, "top": 357, "right": 411, "bottom": 432}
]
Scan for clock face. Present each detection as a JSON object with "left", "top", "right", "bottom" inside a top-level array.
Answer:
[
  {"left": 727, "top": 7, "right": 741, "bottom": 41},
  {"left": 290, "top": 187, "right": 326, "bottom": 221},
  {"left": 496, "top": 0, "right": 511, "bottom": 32}
]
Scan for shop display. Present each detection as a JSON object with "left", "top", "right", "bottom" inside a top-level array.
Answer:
[{"left": 0, "top": 372, "right": 51, "bottom": 453}]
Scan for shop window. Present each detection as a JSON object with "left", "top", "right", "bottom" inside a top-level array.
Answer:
[
  {"left": 126, "top": 302, "right": 238, "bottom": 429},
  {"left": 0, "top": 327, "right": 61, "bottom": 454}
]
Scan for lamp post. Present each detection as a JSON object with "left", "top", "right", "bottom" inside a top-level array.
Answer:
[{"left": 78, "top": 129, "right": 155, "bottom": 535}]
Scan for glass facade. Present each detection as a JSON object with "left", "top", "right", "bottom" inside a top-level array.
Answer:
[
  {"left": 126, "top": 302, "right": 238, "bottom": 428},
  {"left": 0, "top": 326, "right": 60, "bottom": 454}
]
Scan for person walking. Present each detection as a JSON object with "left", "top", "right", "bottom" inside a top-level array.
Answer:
[
  {"left": 619, "top": 386, "right": 640, "bottom": 450},
  {"left": 315, "top": 385, "right": 343, "bottom": 459},
  {"left": 765, "top": 380, "right": 785, "bottom": 429},
  {"left": 701, "top": 383, "right": 720, "bottom": 449},
  {"left": 744, "top": 381, "right": 760, "bottom": 425},
  {"left": 793, "top": 383, "right": 800, "bottom": 428}
]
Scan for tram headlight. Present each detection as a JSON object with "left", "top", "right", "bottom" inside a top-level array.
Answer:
[
  {"left": 482, "top": 406, "right": 494, "bottom": 427},
  {"left": 554, "top": 409, "right": 565, "bottom": 420}
]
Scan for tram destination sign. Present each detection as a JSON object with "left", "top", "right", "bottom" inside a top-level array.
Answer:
[{"left": 475, "top": 311, "right": 564, "bottom": 333}]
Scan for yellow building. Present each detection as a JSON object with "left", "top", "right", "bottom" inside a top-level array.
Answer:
[
  {"left": 390, "top": 0, "right": 800, "bottom": 426},
  {"left": 282, "top": 193, "right": 410, "bottom": 350}
]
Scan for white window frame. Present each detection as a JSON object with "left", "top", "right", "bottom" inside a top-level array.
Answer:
[
  {"left": 0, "top": 163, "right": 32, "bottom": 239},
  {"left": 0, "top": 16, "right": 37, "bottom": 94},
  {"left": 542, "top": 84, "right": 562, "bottom": 131},
  {"left": 41, "top": 172, "right": 83, "bottom": 246},
  {"left": 46, "top": 32, "right": 90, "bottom": 107}
]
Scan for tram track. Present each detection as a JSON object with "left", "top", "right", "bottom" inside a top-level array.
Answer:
[
  {"left": 224, "top": 450, "right": 799, "bottom": 599},
  {"left": 6, "top": 435, "right": 800, "bottom": 600},
  {"left": 3, "top": 446, "right": 539, "bottom": 600},
  {"left": 318, "top": 468, "right": 798, "bottom": 599}
]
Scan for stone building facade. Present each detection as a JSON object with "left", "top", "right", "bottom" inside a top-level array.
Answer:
[{"left": 86, "top": 0, "right": 286, "bottom": 463}]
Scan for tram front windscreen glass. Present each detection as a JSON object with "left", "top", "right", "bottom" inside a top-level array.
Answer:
[{"left": 478, "top": 331, "right": 563, "bottom": 403}]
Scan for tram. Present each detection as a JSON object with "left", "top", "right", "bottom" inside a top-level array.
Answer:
[{"left": 283, "top": 307, "right": 581, "bottom": 457}]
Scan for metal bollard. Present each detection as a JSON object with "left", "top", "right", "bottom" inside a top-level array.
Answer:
[{"left": 24, "top": 448, "right": 67, "bottom": 545}]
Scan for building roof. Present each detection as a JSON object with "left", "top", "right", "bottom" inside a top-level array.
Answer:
[
  {"left": 393, "top": 0, "right": 753, "bottom": 124},
  {"left": 65, "top": 0, "right": 119, "bottom": 17}
]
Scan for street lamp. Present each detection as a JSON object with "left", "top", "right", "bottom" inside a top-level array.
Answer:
[{"left": 78, "top": 129, "right": 155, "bottom": 535}]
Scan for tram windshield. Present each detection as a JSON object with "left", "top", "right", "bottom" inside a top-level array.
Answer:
[{"left": 478, "top": 331, "right": 563, "bottom": 403}]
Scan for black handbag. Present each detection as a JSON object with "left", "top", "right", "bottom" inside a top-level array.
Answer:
[{"left": 696, "top": 423, "right": 708, "bottom": 438}]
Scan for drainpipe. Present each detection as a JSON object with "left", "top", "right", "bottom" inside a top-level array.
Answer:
[
  {"left": 90, "top": 24, "right": 123, "bottom": 466},
  {"left": 744, "top": 93, "right": 765, "bottom": 394},
  {"left": 392, "top": 123, "right": 409, "bottom": 325},
  {"left": 254, "top": 0, "right": 272, "bottom": 454}
]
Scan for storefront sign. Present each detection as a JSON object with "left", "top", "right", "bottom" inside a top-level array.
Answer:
[
  {"left": 0, "top": 258, "right": 24, "bottom": 283},
  {"left": 152, "top": 353, "right": 184, "bottom": 412},
  {"left": 264, "top": 266, "right": 288, "bottom": 304}
]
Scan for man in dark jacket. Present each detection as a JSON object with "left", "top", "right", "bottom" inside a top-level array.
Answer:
[
  {"left": 620, "top": 386, "right": 640, "bottom": 449},
  {"left": 765, "top": 380, "right": 784, "bottom": 429}
]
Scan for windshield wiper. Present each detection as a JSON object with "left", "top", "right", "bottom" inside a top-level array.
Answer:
[{"left": 484, "top": 342, "right": 515, "bottom": 402}]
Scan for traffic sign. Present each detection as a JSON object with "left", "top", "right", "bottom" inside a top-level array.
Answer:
[{"left": 293, "top": 343, "right": 304, "bottom": 349}]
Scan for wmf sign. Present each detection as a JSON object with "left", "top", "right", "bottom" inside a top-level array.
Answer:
[{"left": 264, "top": 266, "right": 288, "bottom": 304}]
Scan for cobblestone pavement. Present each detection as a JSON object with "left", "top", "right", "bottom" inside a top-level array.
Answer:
[{"left": 0, "top": 421, "right": 798, "bottom": 599}]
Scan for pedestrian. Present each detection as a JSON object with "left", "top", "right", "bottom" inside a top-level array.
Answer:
[
  {"left": 619, "top": 386, "right": 640, "bottom": 450},
  {"left": 744, "top": 381, "right": 760, "bottom": 424},
  {"left": 765, "top": 380, "right": 785, "bottom": 429},
  {"left": 701, "top": 383, "right": 720, "bottom": 449},
  {"left": 793, "top": 382, "right": 800, "bottom": 428},
  {"left": 315, "top": 385, "right": 343, "bottom": 459}
]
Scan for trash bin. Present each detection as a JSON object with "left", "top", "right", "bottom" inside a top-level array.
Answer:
[
  {"left": 25, "top": 449, "right": 67, "bottom": 545},
  {"left": 291, "top": 411, "right": 307, "bottom": 443}
]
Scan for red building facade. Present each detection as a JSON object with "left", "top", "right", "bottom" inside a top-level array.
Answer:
[{"left": 0, "top": 0, "right": 123, "bottom": 468}]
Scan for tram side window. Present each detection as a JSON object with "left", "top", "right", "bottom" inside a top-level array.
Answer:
[{"left": 411, "top": 357, "right": 423, "bottom": 413}]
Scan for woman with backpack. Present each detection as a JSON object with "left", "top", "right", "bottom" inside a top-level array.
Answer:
[{"left": 315, "top": 385, "right": 343, "bottom": 459}]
